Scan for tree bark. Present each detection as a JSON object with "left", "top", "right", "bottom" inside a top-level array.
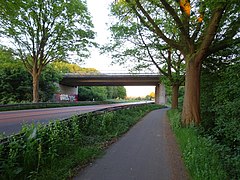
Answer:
[
  {"left": 171, "top": 84, "right": 179, "bottom": 109},
  {"left": 181, "top": 59, "right": 201, "bottom": 126},
  {"left": 32, "top": 73, "right": 40, "bottom": 103}
]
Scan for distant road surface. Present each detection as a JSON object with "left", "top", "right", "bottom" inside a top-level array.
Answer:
[{"left": 0, "top": 102, "right": 149, "bottom": 135}]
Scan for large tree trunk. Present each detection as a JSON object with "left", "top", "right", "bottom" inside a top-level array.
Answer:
[
  {"left": 32, "top": 73, "right": 40, "bottom": 103},
  {"left": 181, "top": 60, "right": 201, "bottom": 126},
  {"left": 171, "top": 84, "right": 179, "bottom": 109}
]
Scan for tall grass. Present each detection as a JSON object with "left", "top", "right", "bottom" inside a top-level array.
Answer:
[
  {"left": 0, "top": 104, "right": 162, "bottom": 179},
  {"left": 167, "top": 109, "right": 228, "bottom": 180}
]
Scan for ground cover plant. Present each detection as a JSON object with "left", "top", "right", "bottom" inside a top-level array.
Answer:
[
  {"left": 167, "top": 109, "right": 232, "bottom": 180},
  {"left": 0, "top": 104, "right": 162, "bottom": 179}
]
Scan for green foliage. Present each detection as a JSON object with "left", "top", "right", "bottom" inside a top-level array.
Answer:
[
  {"left": 106, "top": 86, "right": 126, "bottom": 99},
  {"left": 105, "top": 2, "right": 186, "bottom": 108},
  {"left": 78, "top": 86, "right": 127, "bottom": 101},
  {"left": 0, "top": 0, "right": 96, "bottom": 62},
  {"left": 52, "top": 61, "right": 99, "bottom": 74},
  {"left": 110, "top": 0, "right": 239, "bottom": 123},
  {"left": 78, "top": 86, "right": 108, "bottom": 101},
  {"left": 201, "top": 60, "right": 240, "bottom": 178},
  {"left": 0, "top": 104, "right": 161, "bottom": 179},
  {"left": 0, "top": 58, "right": 32, "bottom": 103},
  {"left": 0, "top": 47, "right": 61, "bottom": 103},
  {"left": 0, "top": 0, "right": 96, "bottom": 102},
  {"left": 167, "top": 109, "right": 228, "bottom": 180}
]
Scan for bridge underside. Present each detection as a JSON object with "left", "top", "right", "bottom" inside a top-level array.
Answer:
[{"left": 60, "top": 75, "right": 160, "bottom": 86}]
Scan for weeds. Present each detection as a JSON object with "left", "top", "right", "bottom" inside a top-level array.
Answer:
[
  {"left": 0, "top": 104, "right": 161, "bottom": 179},
  {"left": 167, "top": 109, "right": 228, "bottom": 180}
]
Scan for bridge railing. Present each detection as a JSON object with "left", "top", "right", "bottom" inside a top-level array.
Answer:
[{"left": 64, "top": 72, "right": 161, "bottom": 76}]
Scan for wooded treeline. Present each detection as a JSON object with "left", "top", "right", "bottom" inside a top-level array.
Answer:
[{"left": 0, "top": 47, "right": 126, "bottom": 104}]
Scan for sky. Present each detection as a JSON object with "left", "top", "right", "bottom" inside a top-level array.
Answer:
[{"left": 85, "top": 0, "right": 155, "bottom": 97}]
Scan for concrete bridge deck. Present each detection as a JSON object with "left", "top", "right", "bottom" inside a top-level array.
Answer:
[{"left": 60, "top": 73, "right": 161, "bottom": 86}]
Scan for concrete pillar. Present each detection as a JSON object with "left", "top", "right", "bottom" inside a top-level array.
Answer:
[
  {"left": 155, "top": 85, "right": 160, "bottom": 104},
  {"left": 54, "top": 83, "right": 78, "bottom": 101},
  {"left": 155, "top": 84, "right": 166, "bottom": 105},
  {"left": 58, "top": 84, "right": 78, "bottom": 95}
]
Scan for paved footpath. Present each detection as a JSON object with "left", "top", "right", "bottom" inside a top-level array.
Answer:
[{"left": 73, "top": 108, "right": 189, "bottom": 180}]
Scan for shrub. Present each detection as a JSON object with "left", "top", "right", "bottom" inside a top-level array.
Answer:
[
  {"left": 201, "top": 62, "right": 240, "bottom": 178},
  {"left": 0, "top": 104, "right": 161, "bottom": 179}
]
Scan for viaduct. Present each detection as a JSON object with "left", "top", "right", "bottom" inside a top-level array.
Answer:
[{"left": 58, "top": 73, "right": 166, "bottom": 104}]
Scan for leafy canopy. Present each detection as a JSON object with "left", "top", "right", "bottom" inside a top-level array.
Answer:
[{"left": 0, "top": 0, "right": 96, "bottom": 69}]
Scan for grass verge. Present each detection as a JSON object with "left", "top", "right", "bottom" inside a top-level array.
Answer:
[
  {"left": 0, "top": 104, "right": 162, "bottom": 179},
  {"left": 167, "top": 109, "right": 228, "bottom": 180}
]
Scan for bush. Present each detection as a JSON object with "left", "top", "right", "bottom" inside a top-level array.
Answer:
[
  {"left": 0, "top": 104, "right": 161, "bottom": 179},
  {"left": 201, "top": 62, "right": 240, "bottom": 178}
]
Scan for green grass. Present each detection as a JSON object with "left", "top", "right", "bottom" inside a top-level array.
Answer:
[
  {"left": 167, "top": 109, "right": 228, "bottom": 180},
  {"left": 0, "top": 104, "right": 162, "bottom": 179}
]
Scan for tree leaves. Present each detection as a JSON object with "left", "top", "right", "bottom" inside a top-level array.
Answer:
[{"left": 0, "top": 0, "right": 96, "bottom": 102}]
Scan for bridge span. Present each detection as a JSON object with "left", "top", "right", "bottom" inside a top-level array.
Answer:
[
  {"left": 58, "top": 73, "right": 166, "bottom": 104},
  {"left": 60, "top": 73, "right": 161, "bottom": 86}
]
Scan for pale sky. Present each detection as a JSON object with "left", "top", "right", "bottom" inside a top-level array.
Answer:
[{"left": 85, "top": 0, "right": 155, "bottom": 97}]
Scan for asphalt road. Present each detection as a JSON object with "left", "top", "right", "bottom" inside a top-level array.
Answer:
[
  {"left": 0, "top": 102, "right": 148, "bottom": 135},
  {"left": 73, "top": 109, "right": 188, "bottom": 180}
]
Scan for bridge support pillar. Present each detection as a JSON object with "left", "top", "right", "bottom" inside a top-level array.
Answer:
[
  {"left": 59, "top": 84, "right": 78, "bottom": 95},
  {"left": 155, "top": 84, "right": 166, "bottom": 105},
  {"left": 55, "top": 83, "right": 78, "bottom": 101}
]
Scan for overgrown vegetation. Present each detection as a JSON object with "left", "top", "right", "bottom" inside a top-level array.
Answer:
[
  {"left": 167, "top": 109, "right": 228, "bottom": 180},
  {"left": 201, "top": 60, "right": 240, "bottom": 178},
  {"left": 0, "top": 104, "right": 161, "bottom": 179},
  {"left": 78, "top": 86, "right": 126, "bottom": 101},
  {"left": 0, "top": 47, "right": 60, "bottom": 104}
]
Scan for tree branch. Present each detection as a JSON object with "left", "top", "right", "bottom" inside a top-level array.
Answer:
[
  {"left": 137, "top": 25, "right": 168, "bottom": 77},
  {"left": 208, "top": 37, "right": 240, "bottom": 56},
  {"left": 159, "top": 0, "right": 190, "bottom": 41},
  {"left": 196, "top": 4, "right": 227, "bottom": 62},
  {"left": 126, "top": 0, "right": 182, "bottom": 51}
]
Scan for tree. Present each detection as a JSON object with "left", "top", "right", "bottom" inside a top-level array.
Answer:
[
  {"left": 111, "top": 0, "right": 240, "bottom": 125},
  {"left": 0, "top": 0, "right": 96, "bottom": 102},
  {"left": 116, "top": 86, "right": 127, "bottom": 99},
  {"left": 53, "top": 61, "right": 99, "bottom": 74},
  {"left": 106, "top": 86, "right": 127, "bottom": 99},
  {"left": 149, "top": 92, "right": 155, "bottom": 99},
  {"left": 103, "top": 21, "right": 185, "bottom": 108},
  {"left": 0, "top": 46, "right": 60, "bottom": 103},
  {"left": 78, "top": 86, "right": 108, "bottom": 101},
  {"left": 106, "top": 1, "right": 188, "bottom": 108}
]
